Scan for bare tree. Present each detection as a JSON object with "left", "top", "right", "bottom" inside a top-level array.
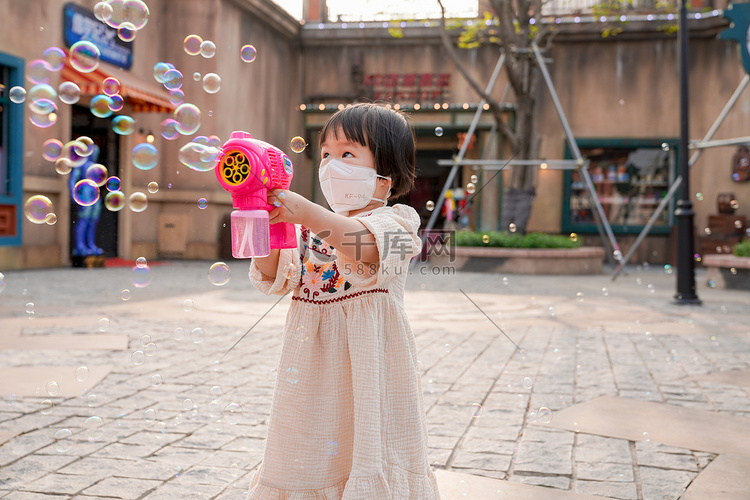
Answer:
[{"left": 437, "top": 0, "right": 552, "bottom": 234}]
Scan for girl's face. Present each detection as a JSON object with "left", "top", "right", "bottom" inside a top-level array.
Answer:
[{"left": 320, "top": 127, "right": 391, "bottom": 215}]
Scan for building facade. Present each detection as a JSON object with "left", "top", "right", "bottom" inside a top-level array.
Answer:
[{"left": 1, "top": 0, "right": 748, "bottom": 269}]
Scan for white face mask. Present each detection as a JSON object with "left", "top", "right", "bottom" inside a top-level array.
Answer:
[{"left": 318, "top": 158, "right": 391, "bottom": 215}]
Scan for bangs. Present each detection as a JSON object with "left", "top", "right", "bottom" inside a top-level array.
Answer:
[{"left": 319, "top": 106, "right": 369, "bottom": 149}]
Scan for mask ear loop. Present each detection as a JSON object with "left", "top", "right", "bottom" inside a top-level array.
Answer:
[{"left": 377, "top": 175, "right": 392, "bottom": 205}]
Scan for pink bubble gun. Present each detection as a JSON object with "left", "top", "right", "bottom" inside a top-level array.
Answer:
[{"left": 215, "top": 131, "right": 296, "bottom": 258}]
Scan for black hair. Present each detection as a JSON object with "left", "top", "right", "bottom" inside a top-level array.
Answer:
[{"left": 319, "top": 103, "right": 416, "bottom": 199}]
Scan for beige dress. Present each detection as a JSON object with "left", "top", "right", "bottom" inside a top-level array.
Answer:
[{"left": 246, "top": 204, "right": 440, "bottom": 500}]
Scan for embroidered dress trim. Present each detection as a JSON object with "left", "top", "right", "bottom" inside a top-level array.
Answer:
[{"left": 292, "top": 288, "right": 388, "bottom": 304}]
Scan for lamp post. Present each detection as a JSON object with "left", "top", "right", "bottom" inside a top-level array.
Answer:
[{"left": 674, "top": 0, "right": 702, "bottom": 305}]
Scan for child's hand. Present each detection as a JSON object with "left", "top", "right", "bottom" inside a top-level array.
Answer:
[{"left": 267, "top": 189, "right": 314, "bottom": 225}]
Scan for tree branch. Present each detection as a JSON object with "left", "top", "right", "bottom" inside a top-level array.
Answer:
[{"left": 437, "top": 0, "right": 518, "bottom": 152}]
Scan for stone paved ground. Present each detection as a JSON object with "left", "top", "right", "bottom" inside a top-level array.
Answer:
[{"left": 0, "top": 260, "right": 748, "bottom": 499}]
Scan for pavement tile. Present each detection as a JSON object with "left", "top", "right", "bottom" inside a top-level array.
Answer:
[
  {"left": 81, "top": 477, "right": 162, "bottom": 499},
  {"left": 140, "top": 481, "right": 226, "bottom": 500},
  {"left": 574, "top": 479, "right": 637, "bottom": 500},
  {"left": 20, "top": 473, "right": 97, "bottom": 495}
]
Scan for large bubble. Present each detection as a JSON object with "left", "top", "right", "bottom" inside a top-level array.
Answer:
[
  {"left": 42, "top": 47, "right": 66, "bottom": 71},
  {"left": 123, "top": 0, "right": 149, "bottom": 30},
  {"left": 42, "top": 139, "right": 64, "bottom": 162},
  {"left": 69, "top": 41, "right": 101, "bottom": 73},
  {"left": 184, "top": 35, "right": 202, "bottom": 56},
  {"left": 26, "top": 59, "right": 53, "bottom": 85},
  {"left": 174, "top": 103, "right": 201, "bottom": 135},
  {"left": 240, "top": 45, "right": 257, "bottom": 63},
  {"left": 202, "top": 73, "right": 221, "bottom": 94},
  {"left": 24, "top": 195, "right": 54, "bottom": 224},
  {"left": 73, "top": 179, "right": 101, "bottom": 207},
  {"left": 90, "top": 95, "right": 114, "bottom": 118},
  {"left": 86, "top": 164, "right": 109, "bottom": 186},
  {"left": 200, "top": 40, "right": 216, "bottom": 58},
  {"left": 112, "top": 115, "right": 135, "bottom": 135},
  {"left": 178, "top": 142, "right": 219, "bottom": 172},
  {"left": 28, "top": 84, "right": 57, "bottom": 106},
  {"left": 153, "top": 62, "right": 172, "bottom": 84},
  {"left": 102, "top": 77, "right": 120, "bottom": 96},
  {"left": 29, "top": 100, "right": 58, "bottom": 128},
  {"left": 9, "top": 86, "right": 26, "bottom": 103},
  {"left": 160, "top": 118, "right": 180, "bottom": 140},
  {"left": 132, "top": 143, "right": 158, "bottom": 170},
  {"left": 58, "top": 82, "right": 81, "bottom": 105},
  {"left": 94, "top": 1, "right": 114, "bottom": 22},
  {"left": 163, "top": 69, "right": 183, "bottom": 90},
  {"left": 105, "top": 190, "right": 125, "bottom": 211},
  {"left": 128, "top": 192, "right": 148, "bottom": 212}
]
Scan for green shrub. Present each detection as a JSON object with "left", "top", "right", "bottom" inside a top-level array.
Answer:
[
  {"left": 734, "top": 239, "right": 750, "bottom": 257},
  {"left": 454, "top": 230, "right": 582, "bottom": 249}
]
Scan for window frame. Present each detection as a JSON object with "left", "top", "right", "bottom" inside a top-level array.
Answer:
[{"left": 0, "top": 51, "right": 24, "bottom": 246}]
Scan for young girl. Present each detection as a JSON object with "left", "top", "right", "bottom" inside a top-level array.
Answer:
[{"left": 246, "top": 103, "right": 440, "bottom": 499}]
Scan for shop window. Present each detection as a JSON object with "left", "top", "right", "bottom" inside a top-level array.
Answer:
[
  {"left": 563, "top": 139, "right": 677, "bottom": 235},
  {"left": 0, "top": 52, "right": 24, "bottom": 245}
]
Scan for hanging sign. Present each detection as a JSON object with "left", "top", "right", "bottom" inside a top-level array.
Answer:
[{"left": 63, "top": 2, "right": 133, "bottom": 70}]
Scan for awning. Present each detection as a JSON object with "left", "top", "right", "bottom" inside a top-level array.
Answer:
[{"left": 61, "top": 55, "right": 175, "bottom": 113}]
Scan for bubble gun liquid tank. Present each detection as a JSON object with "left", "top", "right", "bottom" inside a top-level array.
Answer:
[{"left": 215, "top": 131, "right": 296, "bottom": 258}]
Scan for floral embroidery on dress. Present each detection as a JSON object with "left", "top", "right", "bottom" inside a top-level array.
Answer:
[{"left": 299, "top": 226, "right": 352, "bottom": 300}]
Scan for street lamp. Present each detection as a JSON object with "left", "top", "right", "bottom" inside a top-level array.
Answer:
[{"left": 674, "top": 0, "right": 702, "bottom": 305}]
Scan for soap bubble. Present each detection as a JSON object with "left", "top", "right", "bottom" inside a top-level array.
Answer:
[
  {"left": 29, "top": 101, "right": 58, "bottom": 128},
  {"left": 696, "top": 192, "right": 704, "bottom": 201},
  {"left": 538, "top": 407, "right": 552, "bottom": 423},
  {"left": 183, "top": 299, "right": 194, "bottom": 311},
  {"left": 434, "top": 126, "right": 444, "bottom": 137},
  {"left": 200, "top": 40, "right": 216, "bottom": 58},
  {"left": 240, "top": 44, "right": 257, "bottom": 62},
  {"left": 470, "top": 174, "right": 478, "bottom": 183},
  {"left": 24, "top": 195, "right": 54, "bottom": 224},
  {"left": 106, "top": 176, "right": 121, "bottom": 191},
  {"left": 94, "top": 1, "right": 114, "bottom": 21},
  {"left": 73, "top": 179, "right": 100, "bottom": 207},
  {"left": 511, "top": 446, "right": 523, "bottom": 464},
  {"left": 55, "top": 158, "right": 73, "bottom": 175},
  {"left": 75, "top": 366, "right": 90, "bottom": 382},
  {"left": 42, "top": 46, "right": 66, "bottom": 71},
  {"left": 173, "top": 327, "right": 185, "bottom": 340},
  {"left": 147, "top": 182, "right": 159, "bottom": 194},
  {"left": 118, "top": 25, "right": 138, "bottom": 43},
  {"left": 105, "top": 191, "right": 125, "bottom": 211},
  {"left": 286, "top": 367, "right": 300, "bottom": 384},
  {"left": 9, "top": 86, "right": 26, "bottom": 103},
  {"left": 98, "top": 318, "right": 110, "bottom": 331},
  {"left": 46, "top": 381, "right": 59, "bottom": 396},
  {"left": 122, "top": 0, "right": 149, "bottom": 29},
  {"left": 193, "top": 72, "right": 201, "bottom": 81},
  {"left": 471, "top": 403, "right": 483, "bottom": 418},
  {"left": 28, "top": 83, "right": 57, "bottom": 106},
  {"left": 69, "top": 41, "right": 100, "bottom": 73},
  {"left": 661, "top": 142, "right": 670, "bottom": 151},
  {"left": 325, "top": 440, "right": 339, "bottom": 456},
  {"left": 42, "top": 139, "right": 64, "bottom": 162},
  {"left": 482, "top": 234, "right": 490, "bottom": 244},
  {"left": 109, "top": 94, "right": 124, "bottom": 112},
  {"left": 426, "top": 200, "right": 435, "bottom": 211},
  {"left": 178, "top": 142, "right": 218, "bottom": 172},
  {"left": 523, "top": 377, "right": 533, "bottom": 389},
  {"left": 208, "top": 262, "right": 231, "bottom": 286},
  {"left": 151, "top": 374, "right": 162, "bottom": 387},
  {"left": 58, "top": 81, "right": 81, "bottom": 104},
  {"left": 182, "top": 398, "right": 194, "bottom": 411},
  {"left": 160, "top": 118, "right": 180, "bottom": 140},
  {"left": 174, "top": 103, "right": 201, "bottom": 135},
  {"left": 664, "top": 264, "right": 673, "bottom": 274},
  {"left": 466, "top": 182, "right": 476, "bottom": 194},
  {"left": 197, "top": 198, "right": 208, "bottom": 209},
  {"left": 132, "top": 143, "right": 158, "bottom": 170},
  {"left": 508, "top": 223, "right": 517, "bottom": 233},
  {"left": 191, "top": 327, "right": 204, "bottom": 343},
  {"left": 144, "top": 408, "right": 156, "bottom": 422},
  {"left": 128, "top": 192, "right": 148, "bottom": 212},
  {"left": 82, "top": 416, "right": 104, "bottom": 441},
  {"left": 223, "top": 403, "right": 242, "bottom": 424},
  {"left": 112, "top": 115, "right": 135, "bottom": 135},
  {"left": 122, "top": 289, "right": 131, "bottom": 300},
  {"left": 570, "top": 232, "right": 578, "bottom": 242},
  {"left": 202, "top": 73, "right": 221, "bottom": 94},
  {"left": 184, "top": 34, "right": 203, "bottom": 55},
  {"left": 132, "top": 265, "right": 151, "bottom": 288},
  {"left": 290, "top": 136, "right": 306, "bottom": 153},
  {"left": 54, "top": 429, "right": 74, "bottom": 452},
  {"left": 40, "top": 400, "right": 54, "bottom": 415},
  {"left": 163, "top": 68, "right": 183, "bottom": 90},
  {"left": 456, "top": 479, "right": 472, "bottom": 496},
  {"left": 169, "top": 89, "right": 184, "bottom": 105},
  {"left": 102, "top": 77, "right": 120, "bottom": 96},
  {"left": 153, "top": 62, "right": 172, "bottom": 83},
  {"left": 131, "top": 350, "right": 145, "bottom": 365},
  {"left": 90, "top": 95, "right": 114, "bottom": 118},
  {"left": 86, "top": 164, "right": 108, "bottom": 186},
  {"left": 26, "top": 59, "right": 53, "bottom": 85}
]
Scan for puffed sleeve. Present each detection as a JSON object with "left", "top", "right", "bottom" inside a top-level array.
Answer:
[
  {"left": 248, "top": 225, "right": 304, "bottom": 295},
  {"left": 335, "top": 204, "right": 422, "bottom": 288}
]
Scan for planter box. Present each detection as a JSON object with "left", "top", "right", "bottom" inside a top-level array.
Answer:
[
  {"left": 703, "top": 254, "right": 750, "bottom": 290},
  {"left": 430, "top": 246, "right": 606, "bottom": 275}
]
